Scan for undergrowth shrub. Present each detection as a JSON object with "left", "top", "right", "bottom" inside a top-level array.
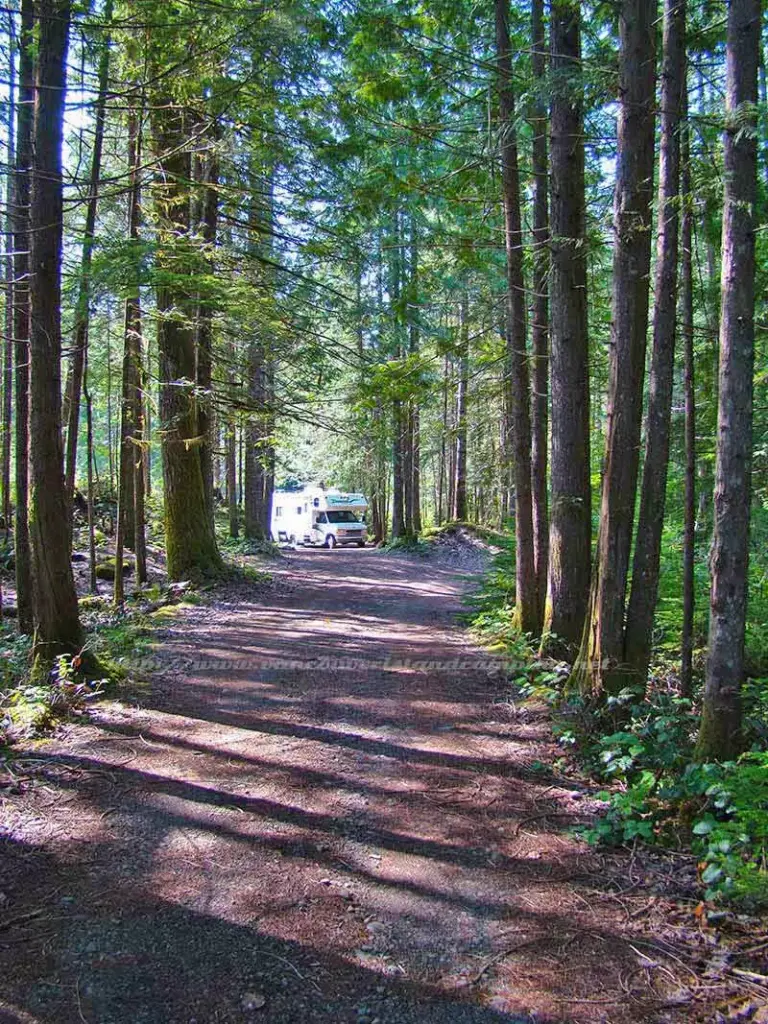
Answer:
[
  {"left": 220, "top": 534, "right": 280, "bottom": 557},
  {"left": 468, "top": 533, "right": 768, "bottom": 908},
  {"left": 1, "top": 642, "right": 104, "bottom": 741},
  {"left": 1, "top": 598, "right": 158, "bottom": 745},
  {"left": 384, "top": 535, "right": 431, "bottom": 555}
]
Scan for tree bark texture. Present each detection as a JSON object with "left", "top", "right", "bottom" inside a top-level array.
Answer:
[
  {"left": 13, "top": 0, "right": 34, "bottom": 634},
  {"left": 625, "top": 0, "right": 686, "bottom": 684},
  {"left": 226, "top": 419, "right": 239, "bottom": 538},
  {"left": 197, "top": 148, "right": 219, "bottom": 530},
  {"left": 543, "top": 0, "right": 592, "bottom": 659},
  {"left": 1, "top": 8, "right": 15, "bottom": 531},
  {"left": 574, "top": 0, "right": 656, "bottom": 695},
  {"left": 530, "top": 0, "right": 549, "bottom": 625},
  {"left": 115, "top": 111, "right": 144, "bottom": 602},
  {"left": 697, "top": 0, "right": 760, "bottom": 760},
  {"left": 28, "top": 0, "right": 84, "bottom": 659},
  {"left": 152, "top": 101, "right": 221, "bottom": 579},
  {"left": 680, "top": 97, "right": 695, "bottom": 699},
  {"left": 453, "top": 295, "right": 469, "bottom": 522},
  {"left": 495, "top": 0, "right": 539, "bottom": 637}
]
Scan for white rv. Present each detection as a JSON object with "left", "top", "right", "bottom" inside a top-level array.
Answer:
[{"left": 271, "top": 486, "right": 368, "bottom": 548}]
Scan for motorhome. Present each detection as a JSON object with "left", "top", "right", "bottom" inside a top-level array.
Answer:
[{"left": 271, "top": 486, "right": 368, "bottom": 548}]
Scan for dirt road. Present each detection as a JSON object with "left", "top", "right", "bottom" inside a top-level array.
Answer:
[{"left": 1, "top": 549, "right": 700, "bottom": 1022}]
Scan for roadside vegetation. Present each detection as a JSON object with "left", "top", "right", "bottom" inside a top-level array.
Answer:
[
  {"left": 469, "top": 523, "right": 768, "bottom": 910},
  {"left": 0, "top": 507, "right": 272, "bottom": 747}
]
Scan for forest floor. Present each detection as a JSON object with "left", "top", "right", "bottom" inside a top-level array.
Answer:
[{"left": 0, "top": 545, "right": 762, "bottom": 1023}]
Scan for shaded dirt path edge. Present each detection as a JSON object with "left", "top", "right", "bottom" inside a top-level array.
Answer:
[{"left": 0, "top": 549, "right": 714, "bottom": 1023}]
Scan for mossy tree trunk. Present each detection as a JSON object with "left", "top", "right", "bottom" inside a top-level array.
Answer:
[
  {"left": 624, "top": 0, "right": 686, "bottom": 685},
  {"left": 152, "top": 100, "right": 222, "bottom": 580},
  {"left": 530, "top": 0, "right": 549, "bottom": 628},
  {"left": 1, "top": 7, "right": 15, "bottom": 533},
  {"left": 696, "top": 0, "right": 760, "bottom": 761},
  {"left": 571, "top": 0, "right": 656, "bottom": 696},
  {"left": 453, "top": 293, "right": 469, "bottom": 522},
  {"left": 28, "top": 0, "right": 84, "bottom": 662},
  {"left": 115, "top": 110, "right": 143, "bottom": 604},
  {"left": 542, "top": 0, "right": 591, "bottom": 660},
  {"left": 495, "top": 0, "right": 540, "bottom": 638},
  {"left": 196, "top": 146, "right": 219, "bottom": 531},
  {"left": 13, "top": 0, "right": 34, "bottom": 635},
  {"left": 244, "top": 339, "right": 270, "bottom": 542},
  {"left": 408, "top": 218, "right": 422, "bottom": 535},
  {"left": 243, "top": 163, "right": 275, "bottom": 543},
  {"left": 680, "top": 96, "right": 696, "bottom": 700}
]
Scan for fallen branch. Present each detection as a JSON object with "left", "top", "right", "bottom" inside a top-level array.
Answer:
[
  {"left": 0, "top": 908, "right": 44, "bottom": 933},
  {"left": 730, "top": 967, "right": 768, "bottom": 985}
]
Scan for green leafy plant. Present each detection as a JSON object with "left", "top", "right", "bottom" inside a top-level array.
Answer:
[
  {"left": 1, "top": 647, "right": 105, "bottom": 741},
  {"left": 688, "top": 755, "right": 768, "bottom": 906}
]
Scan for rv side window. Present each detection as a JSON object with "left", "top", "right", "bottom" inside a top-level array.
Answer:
[
  {"left": 275, "top": 507, "right": 282, "bottom": 518},
  {"left": 315, "top": 513, "right": 328, "bottom": 524},
  {"left": 296, "top": 505, "right": 302, "bottom": 514}
]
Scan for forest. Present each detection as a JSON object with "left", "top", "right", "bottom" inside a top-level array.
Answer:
[{"left": 0, "top": 0, "right": 768, "bottom": 1019}]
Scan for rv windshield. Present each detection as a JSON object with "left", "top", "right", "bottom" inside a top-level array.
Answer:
[{"left": 326, "top": 510, "right": 361, "bottom": 524}]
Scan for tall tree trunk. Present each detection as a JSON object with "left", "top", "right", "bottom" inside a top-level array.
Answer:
[
  {"left": 130, "top": 103, "right": 147, "bottom": 588},
  {"left": 115, "top": 111, "right": 143, "bottom": 603},
  {"left": 1, "top": 8, "right": 15, "bottom": 533},
  {"left": 238, "top": 424, "right": 244, "bottom": 511},
  {"left": 133, "top": 336, "right": 147, "bottom": 586},
  {"left": 197, "top": 147, "right": 219, "bottom": 530},
  {"left": 390, "top": 217, "right": 407, "bottom": 539},
  {"left": 495, "top": 0, "right": 539, "bottom": 637},
  {"left": 13, "top": 0, "right": 34, "bottom": 633},
  {"left": 409, "top": 221, "right": 422, "bottom": 534},
  {"left": 448, "top": 353, "right": 457, "bottom": 521},
  {"left": 402, "top": 221, "right": 418, "bottom": 537},
  {"left": 696, "top": 0, "right": 760, "bottom": 761},
  {"left": 453, "top": 295, "right": 469, "bottom": 521},
  {"left": 371, "top": 398, "right": 386, "bottom": 543},
  {"left": 114, "top": 309, "right": 137, "bottom": 606},
  {"left": 143, "top": 375, "right": 152, "bottom": 499},
  {"left": 530, "top": 0, "right": 549, "bottom": 625},
  {"left": 244, "top": 341, "right": 269, "bottom": 541},
  {"left": 151, "top": 100, "right": 221, "bottom": 579},
  {"left": 680, "top": 96, "right": 695, "bottom": 699},
  {"left": 106, "top": 324, "right": 115, "bottom": 495},
  {"left": 696, "top": 226, "right": 719, "bottom": 534},
  {"left": 262, "top": 360, "right": 275, "bottom": 538},
  {"left": 63, "top": 0, "right": 113, "bottom": 514},
  {"left": 499, "top": 334, "right": 512, "bottom": 526},
  {"left": 572, "top": 0, "right": 656, "bottom": 696},
  {"left": 437, "top": 353, "right": 449, "bottom": 525},
  {"left": 28, "top": 0, "right": 84, "bottom": 661},
  {"left": 411, "top": 406, "right": 421, "bottom": 532},
  {"left": 403, "top": 410, "right": 414, "bottom": 538},
  {"left": 243, "top": 170, "right": 273, "bottom": 543},
  {"left": 226, "top": 419, "right": 239, "bottom": 538},
  {"left": 624, "top": 0, "right": 686, "bottom": 684},
  {"left": 542, "top": 0, "right": 592, "bottom": 659},
  {"left": 392, "top": 402, "right": 406, "bottom": 537},
  {"left": 84, "top": 358, "right": 97, "bottom": 594}
]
